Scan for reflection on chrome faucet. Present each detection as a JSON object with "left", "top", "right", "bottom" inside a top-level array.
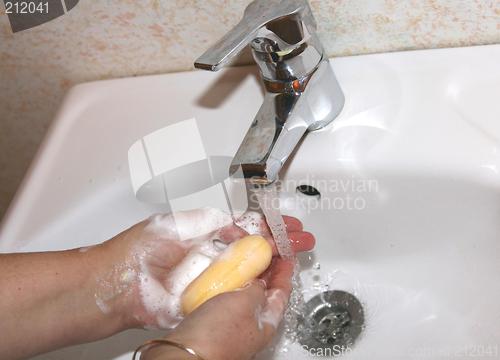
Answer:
[{"left": 194, "top": 0, "right": 345, "bottom": 184}]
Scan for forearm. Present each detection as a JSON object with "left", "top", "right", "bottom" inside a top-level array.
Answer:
[{"left": 0, "top": 246, "right": 128, "bottom": 359}]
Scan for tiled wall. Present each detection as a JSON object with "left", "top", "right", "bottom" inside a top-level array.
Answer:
[{"left": 0, "top": 0, "right": 499, "bottom": 218}]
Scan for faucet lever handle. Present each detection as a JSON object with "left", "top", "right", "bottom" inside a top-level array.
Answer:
[{"left": 194, "top": 0, "right": 316, "bottom": 71}]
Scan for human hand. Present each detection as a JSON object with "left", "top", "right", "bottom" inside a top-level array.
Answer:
[
  {"left": 160, "top": 260, "right": 297, "bottom": 360},
  {"left": 90, "top": 208, "right": 314, "bottom": 330},
  {"left": 143, "top": 214, "right": 315, "bottom": 360}
]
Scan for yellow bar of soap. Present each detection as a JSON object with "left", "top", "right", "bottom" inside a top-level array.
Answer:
[{"left": 181, "top": 235, "right": 272, "bottom": 315}]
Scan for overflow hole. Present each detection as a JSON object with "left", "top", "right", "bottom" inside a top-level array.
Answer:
[{"left": 296, "top": 185, "right": 321, "bottom": 198}]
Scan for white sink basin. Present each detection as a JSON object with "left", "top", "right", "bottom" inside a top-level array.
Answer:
[{"left": 1, "top": 45, "right": 500, "bottom": 360}]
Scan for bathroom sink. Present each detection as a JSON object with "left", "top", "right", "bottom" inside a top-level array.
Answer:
[{"left": 1, "top": 44, "right": 500, "bottom": 359}]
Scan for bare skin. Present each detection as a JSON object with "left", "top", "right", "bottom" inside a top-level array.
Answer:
[
  {"left": 0, "top": 209, "right": 315, "bottom": 360},
  {"left": 0, "top": 248, "right": 128, "bottom": 359},
  {"left": 145, "top": 260, "right": 296, "bottom": 360}
]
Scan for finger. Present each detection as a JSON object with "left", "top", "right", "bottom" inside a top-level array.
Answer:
[
  {"left": 236, "top": 279, "right": 267, "bottom": 306},
  {"left": 264, "top": 258, "right": 295, "bottom": 296},
  {"left": 283, "top": 216, "right": 303, "bottom": 232},
  {"left": 218, "top": 224, "right": 249, "bottom": 244},
  {"left": 146, "top": 240, "right": 191, "bottom": 287},
  {"left": 269, "top": 231, "right": 316, "bottom": 256},
  {"left": 160, "top": 240, "right": 191, "bottom": 269},
  {"left": 258, "top": 287, "right": 289, "bottom": 339},
  {"left": 258, "top": 257, "right": 294, "bottom": 297},
  {"left": 255, "top": 258, "right": 295, "bottom": 340},
  {"left": 288, "top": 231, "right": 315, "bottom": 253},
  {"left": 138, "top": 222, "right": 193, "bottom": 271},
  {"left": 221, "top": 229, "right": 314, "bottom": 257},
  {"left": 219, "top": 213, "right": 314, "bottom": 255}
]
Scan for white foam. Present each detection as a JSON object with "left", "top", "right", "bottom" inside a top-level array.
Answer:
[
  {"left": 95, "top": 296, "right": 111, "bottom": 314},
  {"left": 138, "top": 265, "right": 181, "bottom": 328},
  {"left": 137, "top": 239, "right": 224, "bottom": 328},
  {"left": 94, "top": 263, "right": 137, "bottom": 315},
  {"left": 79, "top": 245, "right": 95, "bottom": 253},
  {"left": 120, "top": 269, "right": 136, "bottom": 284},
  {"left": 146, "top": 207, "right": 233, "bottom": 241},
  {"left": 137, "top": 209, "right": 231, "bottom": 328},
  {"left": 257, "top": 289, "right": 287, "bottom": 330},
  {"left": 235, "top": 211, "right": 264, "bottom": 235},
  {"left": 165, "top": 239, "right": 224, "bottom": 317},
  {"left": 94, "top": 208, "right": 241, "bottom": 328}
]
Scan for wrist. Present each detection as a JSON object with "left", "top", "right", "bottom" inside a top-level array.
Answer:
[
  {"left": 162, "top": 333, "right": 212, "bottom": 360},
  {"left": 79, "top": 243, "right": 133, "bottom": 331}
]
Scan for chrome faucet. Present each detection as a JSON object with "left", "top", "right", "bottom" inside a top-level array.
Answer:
[{"left": 195, "top": 0, "right": 344, "bottom": 184}]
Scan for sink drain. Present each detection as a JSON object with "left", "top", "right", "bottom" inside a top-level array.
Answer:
[{"left": 298, "top": 290, "right": 364, "bottom": 356}]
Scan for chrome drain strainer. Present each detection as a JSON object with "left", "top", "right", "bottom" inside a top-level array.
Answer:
[{"left": 298, "top": 290, "right": 364, "bottom": 356}]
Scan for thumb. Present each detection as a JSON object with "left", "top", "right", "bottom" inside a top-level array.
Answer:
[
  {"left": 236, "top": 279, "right": 267, "bottom": 301},
  {"left": 228, "top": 279, "right": 267, "bottom": 312},
  {"left": 257, "top": 258, "right": 294, "bottom": 337}
]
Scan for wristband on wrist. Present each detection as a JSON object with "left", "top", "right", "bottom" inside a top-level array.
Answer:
[{"left": 132, "top": 339, "right": 206, "bottom": 360}]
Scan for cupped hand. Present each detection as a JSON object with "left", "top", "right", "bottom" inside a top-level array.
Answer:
[
  {"left": 163, "top": 258, "right": 297, "bottom": 360},
  {"left": 92, "top": 208, "right": 314, "bottom": 331},
  {"left": 155, "top": 213, "right": 315, "bottom": 360}
]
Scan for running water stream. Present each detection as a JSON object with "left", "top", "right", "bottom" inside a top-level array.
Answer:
[
  {"left": 253, "top": 183, "right": 307, "bottom": 344},
  {"left": 254, "top": 184, "right": 293, "bottom": 259}
]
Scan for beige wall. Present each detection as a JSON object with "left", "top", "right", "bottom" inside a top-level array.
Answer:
[{"left": 0, "top": 0, "right": 499, "bottom": 219}]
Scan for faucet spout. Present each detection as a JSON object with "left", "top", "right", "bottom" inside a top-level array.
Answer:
[
  {"left": 229, "top": 90, "right": 306, "bottom": 184},
  {"left": 230, "top": 59, "right": 344, "bottom": 184},
  {"left": 195, "top": 0, "right": 345, "bottom": 184}
]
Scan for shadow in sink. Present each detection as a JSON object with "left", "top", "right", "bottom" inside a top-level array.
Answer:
[{"left": 195, "top": 65, "right": 263, "bottom": 109}]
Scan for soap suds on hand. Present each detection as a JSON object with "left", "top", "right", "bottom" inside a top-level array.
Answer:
[
  {"left": 94, "top": 208, "right": 266, "bottom": 329},
  {"left": 127, "top": 208, "right": 233, "bottom": 328},
  {"left": 94, "top": 262, "right": 137, "bottom": 315},
  {"left": 234, "top": 211, "right": 264, "bottom": 235},
  {"left": 79, "top": 245, "right": 96, "bottom": 253},
  {"left": 256, "top": 288, "right": 287, "bottom": 330},
  {"left": 137, "top": 238, "right": 225, "bottom": 328},
  {"left": 146, "top": 207, "right": 233, "bottom": 241}
]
